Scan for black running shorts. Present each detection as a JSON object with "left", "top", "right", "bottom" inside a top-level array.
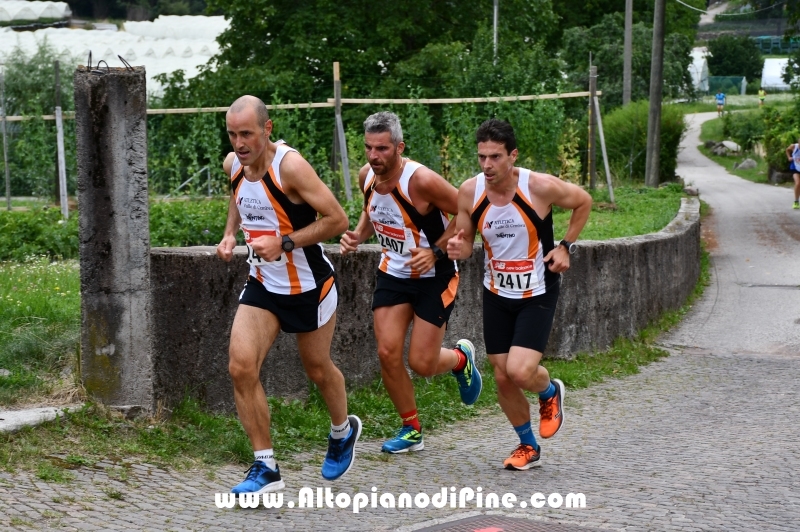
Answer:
[
  {"left": 239, "top": 274, "right": 338, "bottom": 333},
  {"left": 482, "top": 282, "right": 560, "bottom": 354},
  {"left": 372, "top": 270, "right": 459, "bottom": 328}
]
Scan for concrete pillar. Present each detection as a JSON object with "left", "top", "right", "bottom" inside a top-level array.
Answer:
[{"left": 74, "top": 66, "right": 154, "bottom": 412}]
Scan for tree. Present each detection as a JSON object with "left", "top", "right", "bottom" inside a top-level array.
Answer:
[
  {"left": 187, "top": 0, "right": 559, "bottom": 106},
  {"left": 559, "top": 13, "right": 693, "bottom": 109},
  {"left": 552, "top": 0, "right": 703, "bottom": 44},
  {"left": 706, "top": 35, "right": 764, "bottom": 80}
]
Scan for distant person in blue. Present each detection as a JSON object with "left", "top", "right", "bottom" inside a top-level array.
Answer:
[
  {"left": 784, "top": 138, "right": 800, "bottom": 209},
  {"left": 715, "top": 91, "right": 726, "bottom": 117}
]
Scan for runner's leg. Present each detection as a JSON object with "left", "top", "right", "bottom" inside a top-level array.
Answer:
[
  {"left": 374, "top": 304, "right": 416, "bottom": 414},
  {"left": 296, "top": 312, "right": 347, "bottom": 426}
]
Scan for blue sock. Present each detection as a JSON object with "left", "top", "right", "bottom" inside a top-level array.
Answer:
[
  {"left": 513, "top": 421, "right": 538, "bottom": 449},
  {"left": 539, "top": 381, "right": 556, "bottom": 400}
]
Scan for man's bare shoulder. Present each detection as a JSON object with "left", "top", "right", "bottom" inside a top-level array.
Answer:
[
  {"left": 409, "top": 164, "right": 448, "bottom": 189},
  {"left": 458, "top": 175, "right": 478, "bottom": 195},
  {"left": 528, "top": 171, "right": 563, "bottom": 194},
  {"left": 358, "top": 163, "right": 372, "bottom": 189},
  {"left": 278, "top": 149, "right": 315, "bottom": 178},
  {"left": 223, "top": 152, "right": 237, "bottom": 175}
]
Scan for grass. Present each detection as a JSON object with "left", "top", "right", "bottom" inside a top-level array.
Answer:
[
  {"left": 554, "top": 183, "right": 685, "bottom": 240},
  {"left": 0, "top": 257, "right": 80, "bottom": 405},
  {"left": 697, "top": 116, "right": 770, "bottom": 184}
]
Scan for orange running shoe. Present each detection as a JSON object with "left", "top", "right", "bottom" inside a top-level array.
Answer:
[
  {"left": 538, "top": 378, "right": 565, "bottom": 439},
  {"left": 503, "top": 443, "right": 541, "bottom": 470}
]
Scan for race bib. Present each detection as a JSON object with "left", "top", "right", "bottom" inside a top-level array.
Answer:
[
  {"left": 242, "top": 227, "right": 283, "bottom": 265},
  {"left": 490, "top": 259, "right": 539, "bottom": 292},
  {"left": 374, "top": 223, "right": 414, "bottom": 256}
]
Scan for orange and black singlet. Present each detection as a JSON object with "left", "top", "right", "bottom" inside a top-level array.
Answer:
[
  {"left": 363, "top": 160, "right": 456, "bottom": 279},
  {"left": 230, "top": 141, "right": 334, "bottom": 295},
  {"left": 470, "top": 169, "right": 558, "bottom": 299}
]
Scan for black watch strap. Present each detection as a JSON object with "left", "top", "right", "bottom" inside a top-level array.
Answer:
[{"left": 431, "top": 244, "right": 447, "bottom": 260}]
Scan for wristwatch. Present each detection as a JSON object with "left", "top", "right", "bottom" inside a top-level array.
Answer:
[
  {"left": 559, "top": 239, "right": 577, "bottom": 254},
  {"left": 281, "top": 235, "right": 295, "bottom": 252},
  {"left": 431, "top": 244, "right": 447, "bottom": 260}
]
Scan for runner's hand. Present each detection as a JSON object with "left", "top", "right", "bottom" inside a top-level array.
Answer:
[
  {"left": 251, "top": 235, "right": 283, "bottom": 262},
  {"left": 405, "top": 247, "right": 436, "bottom": 274},
  {"left": 340, "top": 230, "right": 360, "bottom": 255},
  {"left": 544, "top": 245, "right": 570, "bottom": 273},
  {"left": 216, "top": 235, "right": 237, "bottom": 262},
  {"left": 447, "top": 229, "right": 465, "bottom": 260}
]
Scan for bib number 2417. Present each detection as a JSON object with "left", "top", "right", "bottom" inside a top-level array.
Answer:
[{"left": 490, "top": 259, "right": 538, "bottom": 292}]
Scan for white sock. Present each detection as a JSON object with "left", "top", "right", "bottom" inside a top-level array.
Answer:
[
  {"left": 330, "top": 418, "right": 351, "bottom": 440},
  {"left": 254, "top": 449, "right": 276, "bottom": 470}
]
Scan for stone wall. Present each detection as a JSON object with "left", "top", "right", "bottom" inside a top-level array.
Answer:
[{"left": 149, "top": 198, "right": 700, "bottom": 413}]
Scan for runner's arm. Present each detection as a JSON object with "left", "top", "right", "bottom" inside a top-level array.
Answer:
[
  {"left": 340, "top": 164, "right": 376, "bottom": 254},
  {"left": 535, "top": 174, "right": 592, "bottom": 273},
  {"left": 280, "top": 152, "right": 349, "bottom": 248},
  {"left": 216, "top": 152, "right": 241, "bottom": 262},
  {"left": 446, "top": 179, "right": 478, "bottom": 260}
]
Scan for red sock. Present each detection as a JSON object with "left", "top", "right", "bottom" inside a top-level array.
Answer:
[
  {"left": 400, "top": 409, "right": 421, "bottom": 432},
  {"left": 452, "top": 348, "right": 467, "bottom": 372}
]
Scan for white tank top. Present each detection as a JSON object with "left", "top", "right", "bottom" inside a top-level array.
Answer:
[
  {"left": 231, "top": 141, "right": 334, "bottom": 295},
  {"left": 364, "top": 160, "right": 456, "bottom": 279},
  {"left": 471, "top": 169, "right": 558, "bottom": 299}
]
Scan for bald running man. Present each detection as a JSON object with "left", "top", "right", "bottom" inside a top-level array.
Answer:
[{"left": 217, "top": 95, "right": 360, "bottom": 494}]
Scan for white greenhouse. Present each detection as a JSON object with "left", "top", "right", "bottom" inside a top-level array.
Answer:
[
  {"left": 689, "top": 47, "right": 709, "bottom": 93},
  {"left": 0, "top": 15, "right": 228, "bottom": 96},
  {"left": 0, "top": 1, "right": 71, "bottom": 22},
  {"left": 761, "top": 58, "right": 792, "bottom": 91}
]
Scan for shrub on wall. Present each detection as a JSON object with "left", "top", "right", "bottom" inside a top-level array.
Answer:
[{"left": 601, "top": 100, "right": 686, "bottom": 182}]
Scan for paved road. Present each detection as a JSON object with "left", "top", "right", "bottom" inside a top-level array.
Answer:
[{"left": 1, "top": 112, "right": 799, "bottom": 531}]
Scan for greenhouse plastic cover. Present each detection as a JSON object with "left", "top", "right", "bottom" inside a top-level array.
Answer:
[
  {"left": 761, "top": 58, "right": 791, "bottom": 90},
  {"left": 0, "top": 16, "right": 228, "bottom": 96},
  {"left": 689, "top": 47, "right": 709, "bottom": 92},
  {"left": 0, "top": 1, "right": 71, "bottom": 22}
]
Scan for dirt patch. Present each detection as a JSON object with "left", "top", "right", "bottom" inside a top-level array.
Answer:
[
  {"left": 701, "top": 211, "right": 719, "bottom": 251},
  {"left": 778, "top": 214, "right": 800, "bottom": 243}
]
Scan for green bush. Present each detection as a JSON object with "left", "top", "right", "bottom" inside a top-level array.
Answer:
[
  {"left": 722, "top": 110, "right": 765, "bottom": 151},
  {"left": 762, "top": 105, "right": 800, "bottom": 173},
  {"left": 0, "top": 209, "right": 79, "bottom": 261},
  {"left": 0, "top": 200, "right": 241, "bottom": 260},
  {"left": 149, "top": 199, "right": 232, "bottom": 247},
  {"left": 600, "top": 100, "right": 686, "bottom": 182}
]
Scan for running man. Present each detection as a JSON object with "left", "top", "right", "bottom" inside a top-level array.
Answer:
[
  {"left": 447, "top": 119, "right": 592, "bottom": 470},
  {"left": 217, "top": 95, "right": 360, "bottom": 494},
  {"left": 758, "top": 88, "right": 766, "bottom": 107},
  {"left": 715, "top": 91, "right": 726, "bottom": 117},
  {"left": 784, "top": 138, "right": 800, "bottom": 209},
  {"left": 339, "top": 111, "right": 482, "bottom": 453}
]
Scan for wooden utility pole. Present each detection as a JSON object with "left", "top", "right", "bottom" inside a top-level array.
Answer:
[
  {"left": 623, "top": 0, "right": 633, "bottom": 105},
  {"left": 1, "top": 69, "right": 9, "bottom": 211},
  {"left": 332, "top": 62, "right": 352, "bottom": 201},
  {"left": 645, "top": 0, "right": 666, "bottom": 188},
  {"left": 588, "top": 65, "right": 597, "bottom": 189},
  {"left": 55, "top": 60, "right": 68, "bottom": 218}
]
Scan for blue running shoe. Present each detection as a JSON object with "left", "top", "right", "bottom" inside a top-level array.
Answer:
[
  {"left": 231, "top": 461, "right": 285, "bottom": 494},
  {"left": 381, "top": 425, "right": 424, "bottom": 453},
  {"left": 321, "top": 415, "right": 362, "bottom": 480},
  {"left": 452, "top": 339, "right": 482, "bottom": 405}
]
